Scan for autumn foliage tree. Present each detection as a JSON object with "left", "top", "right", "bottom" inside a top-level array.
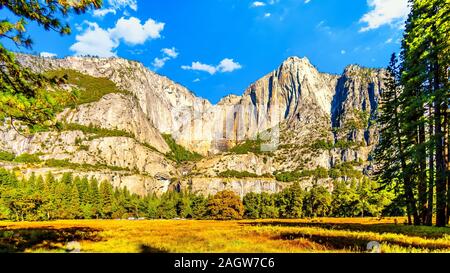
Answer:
[{"left": 207, "top": 190, "right": 244, "bottom": 220}]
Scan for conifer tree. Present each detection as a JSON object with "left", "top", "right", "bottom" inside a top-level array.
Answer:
[{"left": 0, "top": 0, "right": 102, "bottom": 131}]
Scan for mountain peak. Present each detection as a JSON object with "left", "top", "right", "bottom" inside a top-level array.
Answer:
[
  {"left": 282, "top": 56, "right": 311, "bottom": 65},
  {"left": 278, "top": 56, "right": 317, "bottom": 74}
]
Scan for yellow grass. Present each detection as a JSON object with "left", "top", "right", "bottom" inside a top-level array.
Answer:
[{"left": 1, "top": 218, "right": 450, "bottom": 253}]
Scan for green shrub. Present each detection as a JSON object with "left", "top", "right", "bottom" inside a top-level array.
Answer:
[
  {"left": 274, "top": 168, "right": 328, "bottom": 182},
  {"left": 63, "top": 123, "right": 134, "bottom": 139},
  {"left": 162, "top": 134, "right": 202, "bottom": 163},
  {"left": 311, "top": 139, "right": 334, "bottom": 150},
  {"left": 229, "top": 137, "right": 275, "bottom": 155},
  {"left": 311, "top": 138, "right": 366, "bottom": 151},
  {"left": 218, "top": 170, "right": 260, "bottom": 178},
  {"left": 0, "top": 151, "right": 15, "bottom": 162},
  {"left": 329, "top": 162, "right": 363, "bottom": 179},
  {"left": 45, "top": 159, "right": 130, "bottom": 172},
  {"left": 13, "top": 153, "right": 41, "bottom": 163},
  {"left": 335, "top": 140, "right": 361, "bottom": 149},
  {"left": 45, "top": 69, "right": 128, "bottom": 105}
]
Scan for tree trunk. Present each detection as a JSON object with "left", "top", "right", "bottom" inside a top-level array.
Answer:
[
  {"left": 445, "top": 102, "right": 449, "bottom": 224},
  {"left": 418, "top": 123, "right": 428, "bottom": 224},
  {"left": 426, "top": 107, "right": 435, "bottom": 226},
  {"left": 434, "top": 68, "right": 446, "bottom": 227},
  {"left": 392, "top": 87, "right": 419, "bottom": 225}
]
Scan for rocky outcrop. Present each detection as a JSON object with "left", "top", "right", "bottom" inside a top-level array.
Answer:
[
  {"left": 182, "top": 177, "right": 293, "bottom": 199},
  {"left": 174, "top": 57, "right": 340, "bottom": 154},
  {"left": 60, "top": 93, "right": 169, "bottom": 153},
  {"left": 17, "top": 54, "right": 212, "bottom": 139},
  {"left": 192, "top": 153, "right": 277, "bottom": 177}
]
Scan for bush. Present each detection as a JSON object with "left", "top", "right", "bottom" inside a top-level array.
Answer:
[
  {"left": 274, "top": 168, "right": 328, "bottom": 182},
  {"left": 13, "top": 153, "right": 41, "bottom": 163},
  {"left": 329, "top": 162, "right": 363, "bottom": 179},
  {"left": 0, "top": 151, "right": 15, "bottom": 162},
  {"left": 45, "top": 159, "right": 130, "bottom": 172},
  {"left": 63, "top": 123, "right": 134, "bottom": 139},
  {"left": 334, "top": 140, "right": 365, "bottom": 149},
  {"left": 207, "top": 190, "right": 244, "bottom": 220},
  {"left": 229, "top": 137, "right": 275, "bottom": 155},
  {"left": 311, "top": 139, "right": 334, "bottom": 151},
  {"left": 162, "top": 134, "right": 202, "bottom": 163},
  {"left": 45, "top": 69, "right": 128, "bottom": 105},
  {"left": 218, "top": 170, "right": 260, "bottom": 178}
]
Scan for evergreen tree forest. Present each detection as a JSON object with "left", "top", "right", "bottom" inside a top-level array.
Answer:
[
  {"left": 374, "top": 0, "right": 449, "bottom": 227},
  {"left": 0, "top": 169, "right": 394, "bottom": 221}
]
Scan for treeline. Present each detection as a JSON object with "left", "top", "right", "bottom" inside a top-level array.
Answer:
[
  {"left": 374, "top": 0, "right": 449, "bottom": 226},
  {"left": 0, "top": 169, "right": 396, "bottom": 221},
  {"left": 244, "top": 179, "right": 394, "bottom": 219}
]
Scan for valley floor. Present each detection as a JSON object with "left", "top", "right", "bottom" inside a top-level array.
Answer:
[{"left": 1, "top": 218, "right": 449, "bottom": 253}]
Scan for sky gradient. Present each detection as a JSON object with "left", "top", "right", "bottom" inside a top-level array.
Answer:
[{"left": 0, "top": 0, "right": 410, "bottom": 104}]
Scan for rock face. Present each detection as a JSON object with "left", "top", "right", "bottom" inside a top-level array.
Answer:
[
  {"left": 17, "top": 54, "right": 212, "bottom": 139},
  {"left": 174, "top": 57, "right": 339, "bottom": 154},
  {"left": 0, "top": 54, "right": 386, "bottom": 197},
  {"left": 181, "top": 177, "right": 293, "bottom": 199},
  {"left": 60, "top": 93, "right": 169, "bottom": 153}
]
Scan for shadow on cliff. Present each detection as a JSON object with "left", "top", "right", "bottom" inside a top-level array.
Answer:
[{"left": 0, "top": 226, "right": 102, "bottom": 253}]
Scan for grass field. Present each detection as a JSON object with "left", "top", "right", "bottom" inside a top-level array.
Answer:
[{"left": 1, "top": 218, "right": 450, "bottom": 253}]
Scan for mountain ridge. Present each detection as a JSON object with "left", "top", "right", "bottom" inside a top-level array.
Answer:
[{"left": 0, "top": 53, "right": 387, "bottom": 197}]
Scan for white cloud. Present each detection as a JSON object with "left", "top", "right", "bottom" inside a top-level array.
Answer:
[
  {"left": 40, "top": 52, "right": 57, "bottom": 58},
  {"left": 108, "top": 0, "right": 137, "bottom": 11},
  {"left": 162, "top": 47, "right": 179, "bottom": 58},
  {"left": 304, "top": 0, "right": 311, "bottom": 3},
  {"left": 109, "top": 17, "right": 165, "bottom": 45},
  {"left": 264, "top": 13, "right": 271, "bottom": 17},
  {"left": 251, "top": 1, "right": 266, "bottom": 7},
  {"left": 385, "top": 38, "right": 393, "bottom": 44},
  {"left": 341, "top": 50, "right": 346, "bottom": 55},
  {"left": 152, "top": 57, "right": 170, "bottom": 69},
  {"left": 93, "top": 0, "right": 137, "bottom": 17},
  {"left": 316, "top": 20, "right": 332, "bottom": 35},
  {"left": 182, "top": 58, "right": 242, "bottom": 75},
  {"left": 70, "top": 17, "right": 164, "bottom": 57},
  {"left": 152, "top": 47, "right": 179, "bottom": 69},
  {"left": 359, "top": 0, "right": 410, "bottom": 32},
  {"left": 193, "top": 78, "right": 201, "bottom": 83},
  {"left": 93, "top": 8, "right": 117, "bottom": 17},
  {"left": 182, "top": 62, "right": 217, "bottom": 75},
  {"left": 217, "top": 58, "right": 242, "bottom": 73},
  {"left": 70, "top": 22, "right": 118, "bottom": 57}
]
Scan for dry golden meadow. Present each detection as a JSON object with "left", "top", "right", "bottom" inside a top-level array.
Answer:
[{"left": 1, "top": 218, "right": 450, "bottom": 253}]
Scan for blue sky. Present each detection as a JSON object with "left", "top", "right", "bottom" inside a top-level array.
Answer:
[{"left": 1, "top": 0, "right": 410, "bottom": 104}]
